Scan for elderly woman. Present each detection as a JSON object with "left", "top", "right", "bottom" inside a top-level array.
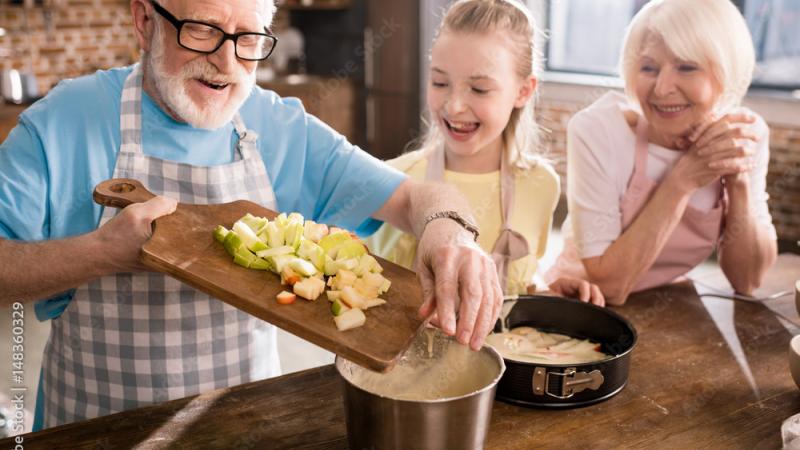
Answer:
[{"left": 548, "top": 0, "right": 777, "bottom": 304}]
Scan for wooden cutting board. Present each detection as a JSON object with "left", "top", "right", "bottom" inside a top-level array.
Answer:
[{"left": 93, "top": 178, "right": 425, "bottom": 372}]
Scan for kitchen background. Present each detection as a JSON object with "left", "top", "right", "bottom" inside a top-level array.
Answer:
[{"left": 0, "top": 0, "right": 798, "bottom": 436}]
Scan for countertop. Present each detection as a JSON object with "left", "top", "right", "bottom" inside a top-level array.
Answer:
[{"left": 3, "top": 254, "right": 799, "bottom": 449}]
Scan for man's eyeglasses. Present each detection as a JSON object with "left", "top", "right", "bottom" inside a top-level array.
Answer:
[{"left": 149, "top": 0, "right": 278, "bottom": 61}]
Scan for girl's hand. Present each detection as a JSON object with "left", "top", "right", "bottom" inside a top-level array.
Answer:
[{"left": 547, "top": 277, "right": 605, "bottom": 307}]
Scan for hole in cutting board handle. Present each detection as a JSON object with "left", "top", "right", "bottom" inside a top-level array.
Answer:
[{"left": 110, "top": 182, "right": 137, "bottom": 194}]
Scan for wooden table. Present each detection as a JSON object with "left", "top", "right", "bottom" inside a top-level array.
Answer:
[{"left": 4, "top": 254, "right": 799, "bottom": 449}]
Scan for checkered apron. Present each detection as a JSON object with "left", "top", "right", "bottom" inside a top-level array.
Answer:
[{"left": 40, "top": 64, "right": 280, "bottom": 427}]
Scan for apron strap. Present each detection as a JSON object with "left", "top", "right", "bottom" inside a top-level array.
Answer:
[
  {"left": 120, "top": 64, "right": 144, "bottom": 154},
  {"left": 633, "top": 117, "right": 650, "bottom": 178}
]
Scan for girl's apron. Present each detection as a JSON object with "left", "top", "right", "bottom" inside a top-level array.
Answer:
[{"left": 425, "top": 148, "right": 529, "bottom": 294}]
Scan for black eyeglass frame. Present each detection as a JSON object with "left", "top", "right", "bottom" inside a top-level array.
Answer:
[{"left": 149, "top": 0, "right": 278, "bottom": 61}]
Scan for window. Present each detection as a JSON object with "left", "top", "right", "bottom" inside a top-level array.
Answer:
[{"left": 544, "top": 0, "right": 800, "bottom": 90}]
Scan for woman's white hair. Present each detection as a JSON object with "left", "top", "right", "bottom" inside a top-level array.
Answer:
[{"left": 620, "top": 0, "right": 755, "bottom": 112}]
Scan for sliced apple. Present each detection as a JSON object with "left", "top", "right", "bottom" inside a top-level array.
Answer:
[
  {"left": 289, "top": 258, "right": 317, "bottom": 277},
  {"left": 276, "top": 291, "right": 296, "bottom": 305},
  {"left": 233, "top": 221, "right": 267, "bottom": 252},
  {"left": 281, "top": 266, "right": 301, "bottom": 286},
  {"left": 340, "top": 286, "right": 367, "bottom": 309},
  {"left": 331, "top": 298, "right": 350, "bottom": 316},
  {"left": 213, "top": 225, "right": 230, "bottom": 243},
  {"left": 294, "top": 277, "right": 325, "bottom": 301},
  {"left": 334, "top": 308, "right": 366, "bottom": 331},
  {"left": 364, "top": 298, "right": 386, "bottom": 309}
]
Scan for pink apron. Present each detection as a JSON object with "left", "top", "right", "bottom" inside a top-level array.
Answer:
[{"left": 550, "top": 118, "right": 724, "bottom": 292}]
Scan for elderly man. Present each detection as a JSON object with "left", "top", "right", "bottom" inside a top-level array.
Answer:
[{"left": 0, "top": 0, "right": 502, "bottom": 429}]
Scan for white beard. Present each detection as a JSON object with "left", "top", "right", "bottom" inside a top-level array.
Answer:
[{"left": 145, "top": 24, "right": 256, "bottom": 130}]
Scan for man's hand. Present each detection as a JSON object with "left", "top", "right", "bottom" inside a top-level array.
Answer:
[
  {"left": 547, "top": 277, "right": 605, "bottom": 307},
  {"left": 415, "top": 219, "right": 503, "bottom": 351},
  {"left": 92, "top": 196, "right": 178, "bottom": 273}
]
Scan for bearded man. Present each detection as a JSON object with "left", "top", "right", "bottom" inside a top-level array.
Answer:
[{"left": 0, "top": 0, "right": 502, "bottom": 430}]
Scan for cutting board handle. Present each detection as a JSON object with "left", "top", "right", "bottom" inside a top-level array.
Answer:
[{"left": 93, "top": 178, "right": 157, "bottom": 209}]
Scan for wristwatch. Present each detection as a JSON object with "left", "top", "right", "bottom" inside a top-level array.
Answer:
[{"left": 423, "top": 210, "right": 480, "bottom": 242}]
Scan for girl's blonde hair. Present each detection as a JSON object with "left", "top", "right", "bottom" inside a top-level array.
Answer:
[
  {"left": 620, "top": 0, "right": 755, "bottom": 112},
  {"left": 417, "top": 0, "right": 542, "bottom": 172}
]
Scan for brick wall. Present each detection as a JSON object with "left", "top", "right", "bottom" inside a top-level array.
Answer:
[
  {"left": 536, "top": 93, "right": 800, "bottom": 245},
  {"left": 0, "top": 0, "right": 136, "bottom": 95}
]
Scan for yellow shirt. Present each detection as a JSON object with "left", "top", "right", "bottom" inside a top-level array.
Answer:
[{"left": 365, "top": 150, "right": 560, "bottom": 295}]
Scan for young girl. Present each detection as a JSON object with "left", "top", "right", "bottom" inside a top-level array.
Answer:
[{"left": 366, "top": 0, "right": 603, "bottom": 304}]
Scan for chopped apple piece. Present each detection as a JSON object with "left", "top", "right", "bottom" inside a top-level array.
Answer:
[
  {"left": 340, "top": 286, "right": 367, "bottom": 309},
  {"left": 281, "top": 266, "right": 301, "bottom": 286},
  {"left": 326, "top": 290, "right": 341, "bottom": 302},
  {"left": 276, "top": 291, "right": 296, "bottom": 305},
  {"left": 353, "top": 278, "right": 379, "bottom": 300},
  {"left": 334, "top": 308, "right": 366, "bottom": 331},
  {"left": 331, "top": 299, "right": 350, "bottom": 316},
  {"left": 294, "top": 277, "right": 325, "bottom": 301},
  {"left": 364, "top": 298, "right": 387, "bottom": 309},
  {"left": 249, "top": 257, "right": 271, "bottom": 271},
  {"left": 233, "top": 221, "right": 267, "bottom": 252},
  {"left": 329, "top": 270, "right": 357, "bottom": 290},
  {"left": 288, "top": 258, "right": 317, "bottom": 277},
  {"left": 256, "top": 245, "right": 294, "bottom": 259},
  {"left": 213, "top": 225, "right": 230, "bottom": 243}
]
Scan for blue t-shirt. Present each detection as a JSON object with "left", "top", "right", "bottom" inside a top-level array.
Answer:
[{"left": 0, "top": 65, "right": 406, "bottom": 321}]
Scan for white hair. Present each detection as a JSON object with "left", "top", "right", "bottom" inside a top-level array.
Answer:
[
  {"left": 620, "top": 0, "right": 755, "bottom": 112},
  {"left": 158, "top": 0, "right": 276, "bottom": 27}
]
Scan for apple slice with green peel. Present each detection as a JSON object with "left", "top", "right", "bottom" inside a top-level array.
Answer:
[
  {"left": 213, "top": 225, "right": 230, "bottom": 243},
  {"left": 223, "top": 232, "right": 245, "bottom": 257},
  {"left": 326, "top": 290, "right": 341, "bottom": 302},
  {"left": 233, "top": 248, "right": 257, "bottom": 268},
  {"left": 336, "top": 240, "right": 367, "bottom": 260},
  {"left": 334, "top": 308, "right": 366, "bottom": 331},
  {"left": 288, "top": 258, "right": 317, "bottom": 277},
  {"left": 274, "top": 212, "right": 288, "bottom": 227},
  {"left": 323, "top": 255, "right": 338, "bottom": 276},
  {"left": 265, "top": 222, "right": 285, "bottom": 248},
  {"left": 270, "top": 254, "right": 295, "bottom": 273},
  {"left": 284, "top": 222, "right": 304, "bottom": 251},
  {"left": 249, "top": 257, "right": 272, "bottom": 271},
  {"left": 297, "top": 240, "right": 325, "bottom": 271},
  {"left": 256, "top": 245, "right": 294, "bottom": 259},
  {"left": 276, "top": 291, "right": 296, "bottom": 305},
  {"left": 233, "top": 221, "right": 267, "bottom": 252},
  {"left": 303, "top": 221, "right": 329, "bottom": 243},
  {"left": 330, "top": 298, "right": 350, "bottom": 316},
  {"left": 240, "top": 213, "right": 268, "bottom": 234},
  {"left": 354, "top": 254, "right": 382, "bottom": 275},
  {"left": 319, "top": 231, "right": 352, "bottom": 258}
]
